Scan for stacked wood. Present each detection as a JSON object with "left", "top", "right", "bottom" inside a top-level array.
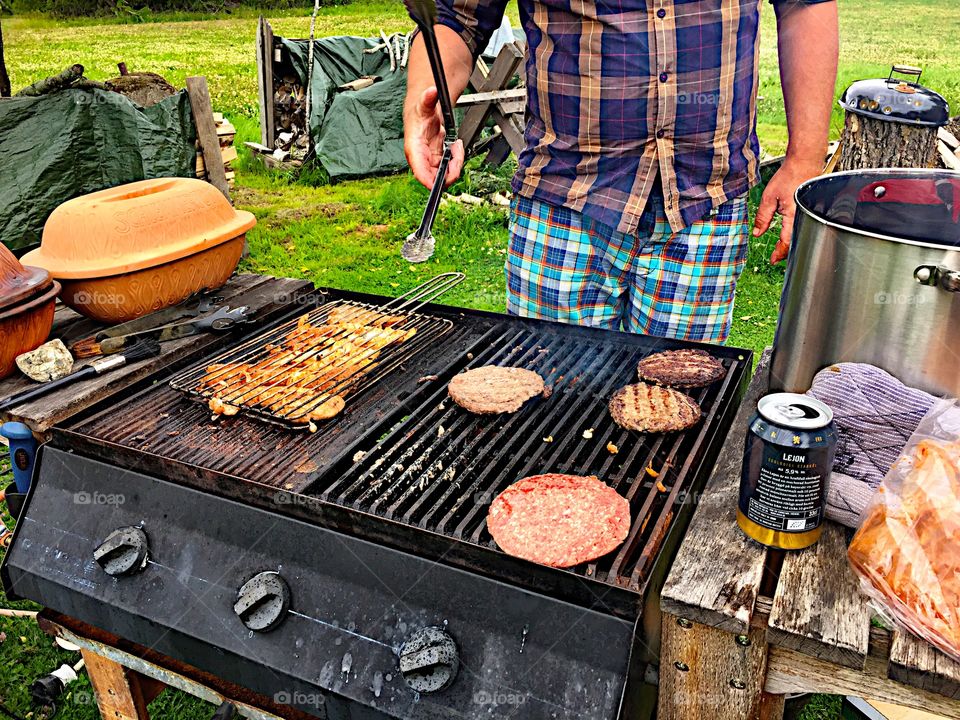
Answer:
[
  {"left": 195, "top": 112, "right": 237, "bottom": 188},
  {"left": 936, "top": 122, "right": 960, "bottom": 171},
  {"left": 271, "top": 75, "right": 309, "bottom": 161}
]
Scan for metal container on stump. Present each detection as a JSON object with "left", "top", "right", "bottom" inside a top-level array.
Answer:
[{"left": 770, "top": 168, "right": 960, "bottom": 397}]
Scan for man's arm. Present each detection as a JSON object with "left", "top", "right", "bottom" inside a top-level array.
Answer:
[
  {"left": 403, "top": 29, "right": 475, "bottom": 188},
  {"left": 752, "top": 0, "right": 838, "bottom": 263},
  {"left": 403, "top": 0, "right": 510, "bottom": 188}
]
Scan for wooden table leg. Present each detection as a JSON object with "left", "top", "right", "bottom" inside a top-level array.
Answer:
[
  {"left": 81, "top": 648, "right": 165, "bottom": 720},
  {"left": 657, "top": 613, "right": 785, "bottom": 720}
]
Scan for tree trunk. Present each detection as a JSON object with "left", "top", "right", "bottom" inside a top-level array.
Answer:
[
  {"left": 0, "top": 19, "right": 11, "bottom": 98},
  {"left": 837, "top": 111, "right": 939, "bottom": 171}
]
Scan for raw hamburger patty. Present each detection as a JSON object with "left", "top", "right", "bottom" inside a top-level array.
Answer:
[
  {"left": 487, "top": 474, "right": 631, "bottom": 568},
  {"left": 636, "top": 349, "right": 725, "bottom": 388},
  {"left": 609, "top": 382, "right": 702, "bottom": 433},
  {"left": 448, "top": 366, "right": 545, "bottom": 414}
]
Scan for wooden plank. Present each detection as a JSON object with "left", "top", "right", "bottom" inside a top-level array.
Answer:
[
  {"left": 220, "top": 146, "right": 238, "bottom": 164},
  {"left": 41, "top": 612, "right": 313, "bottom": 720},
  {"left": 765, "top": 646, "right": 960, "bottom": 719},
  {"left": 767, "top": 522, "right": 872, "bottom": 669},
  {"left": 0, "top": 275, "right": 314, "bottom": 433},
  {"left": 80, "top": 648, "right": 152, "bottom": 720},
  {"left": 938, "top": 141, "right": 960, "bottom": 171},
  {"left": 658, "top": 615, "right": 782, "bottom": 720},
  {"left": 660, "top": 350, "right": 772, "bottom": 633},
  {"left": 889, "top": 632, "right": 960, "bottom": 700},
  {"left": 186, "top": 76, "right": 230, "bottom": 200},
  {"left": 256, "top": 16, "right": 276, "bottom": 149},
  {"left": 456, "top": 87, "right": 526, "bottom": 107},
  {"left": 489, "top": 106, "right": 526, "bottom": 154},
  {"left": 458, "top": 43, "right": 524, "bottom": 153},
  {"left": 938, "top": 127, "right": 960, "bottom": 151},
  {"left": 867, "top": 699, "right": 954, "bottom": 720}
]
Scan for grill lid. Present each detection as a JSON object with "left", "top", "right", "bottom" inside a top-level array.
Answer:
[{"left": 839, "top": 65, "right": 949, "bottom": 127}]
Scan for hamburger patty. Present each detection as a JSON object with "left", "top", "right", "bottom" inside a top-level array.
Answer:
[
  {"left": 486, "top": 474, "right": 631, "bottom": 568},
  {"left": 448, "top": 366, "right": 545, "bottom": 414},
  {"left": 609, "top": 382, "right": 702, "bottom": 433},
  {"left": 636, "top": 348, "right": 725, "bottom": 389}
]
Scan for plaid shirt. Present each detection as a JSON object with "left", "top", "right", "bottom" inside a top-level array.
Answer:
[{"left": 437, "top": 0, "right": 833, "bottom": 233}]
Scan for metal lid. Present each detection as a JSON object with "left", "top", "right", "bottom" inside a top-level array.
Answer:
[
  {"left": 839, "top": 66, "right": 949, "bottom": 127},
  {"left": 758, "top": 393, "right": 833, "bottom": 430}
]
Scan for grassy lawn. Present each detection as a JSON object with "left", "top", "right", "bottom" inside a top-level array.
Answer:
[{"left": 0, "top": 1, "right": 957, "bottom": 718}]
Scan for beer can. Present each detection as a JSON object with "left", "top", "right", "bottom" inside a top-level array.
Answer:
[{"left": 737, "top": 393, "right": 837, "bottom": 550}]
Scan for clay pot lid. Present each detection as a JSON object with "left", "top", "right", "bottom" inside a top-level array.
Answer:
[
  {"left": 21, "top": 178, "right": 256, "bottom": 280},
  {"left": 0, "top": 242, "right": 52, "bottom": 313}
]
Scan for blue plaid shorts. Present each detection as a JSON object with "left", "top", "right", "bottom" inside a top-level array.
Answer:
[{"left": 506, "top": 194, "right": 751, "bottom": 343}]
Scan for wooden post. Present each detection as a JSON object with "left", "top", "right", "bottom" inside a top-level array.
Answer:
[
  {"left": 255, "top": 17, "right": 276, "bottom": 149},
  {"left": 658, "top": 616, "right": 784, "bottom": 720},
  {"left": 0, "top": 18, "right": 10, "bottom": 98},
  {"left": 81, "top": 649, "right": 164, "bottom": 720},
  {"left": 185, "top": 76, "right": 230, "bottom": 201}
]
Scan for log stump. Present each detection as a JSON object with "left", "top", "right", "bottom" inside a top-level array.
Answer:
[{"left": 837, "top": 111, "right": 939, "bottom": 171}]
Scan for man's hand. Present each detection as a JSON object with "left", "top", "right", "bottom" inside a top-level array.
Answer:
[
  {"left": 404, "top": 86, "right": 465, "bottom": 189},
  {"left": 752, "top": 158, "right": 823, "bottom": 264}
]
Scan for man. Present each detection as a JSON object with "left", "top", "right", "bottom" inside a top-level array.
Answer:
[{"left": 404, "top": 0, "right": 838, "bottom": 343}]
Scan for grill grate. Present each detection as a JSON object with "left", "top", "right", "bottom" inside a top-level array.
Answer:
[
  {"left": 312, "top": 323, "right": 744, "bottom": 592},
  {"left": 169, "top": 276, "right": 462, "bottom": 429}
]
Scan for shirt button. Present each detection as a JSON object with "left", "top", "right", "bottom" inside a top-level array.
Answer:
[
  {"left": 657, "top": 8, "right": 666, "bottom": 18},
  {"left": 656, "top": 129, "right": 666, "bottom": 139},
  {"left": 659, "top": 72, "right": 669, "bottom": 82}
]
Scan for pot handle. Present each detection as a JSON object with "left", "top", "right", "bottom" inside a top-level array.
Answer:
[{"left": 915, "top": 265, "right": 960, "bottom": 292}]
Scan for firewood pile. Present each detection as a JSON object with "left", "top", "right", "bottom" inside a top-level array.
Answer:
[
  {"left": 195, "top": 113, "right": 237, "bottom": 188},
  {"left": 937, "top": 120, "right": 960, "bottom": 171},
  {"left": 244, "top": 74, "right": 308, "bottom": 169}
]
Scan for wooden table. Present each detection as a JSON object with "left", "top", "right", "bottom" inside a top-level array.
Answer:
[
  {"left": 0, "top": 273, "right": 313, "bottom": 434},
  {"left": 657, "top": 351, "right": 960, "bottom": 719}
]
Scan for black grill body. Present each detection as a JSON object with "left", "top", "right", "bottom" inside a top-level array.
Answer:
[{"left": 3, "top": 291, "right": 751, "bottom": 719}]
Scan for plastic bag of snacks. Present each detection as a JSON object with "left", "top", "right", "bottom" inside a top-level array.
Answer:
[{"left": 848, "top": 399, "right": 960, "bottom": 662}]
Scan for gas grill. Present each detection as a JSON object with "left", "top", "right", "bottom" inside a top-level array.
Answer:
[{"left": 3, "top": 288, "right": 751, "bottom": 720}]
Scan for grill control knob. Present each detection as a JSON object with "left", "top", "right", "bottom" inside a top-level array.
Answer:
[
  {"left": 94, "top": 527, "right": 149, "bottom": 577},
  {"left": 234, "top": 572, "right": 290, "bottom": 632},
  {"left": 399, "top": 627, "right": 459, "bottom": 694}
]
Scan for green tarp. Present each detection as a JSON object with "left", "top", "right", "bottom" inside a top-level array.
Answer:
[
  {"left": 0, "top": 89, "right": 197, "bottom": 255},
  {"left": 279, "top": 35, "right": 408, "bottom": 181}
]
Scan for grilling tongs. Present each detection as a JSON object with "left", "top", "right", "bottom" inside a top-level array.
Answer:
[{"left": 402, "top": 0, "right": 459, "bottom": 264}]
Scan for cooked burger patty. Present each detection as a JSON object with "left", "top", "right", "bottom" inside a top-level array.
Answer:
[
  {"left": 487, "top": 474, "right": 631, "bottom": 568},
  {"left": 609, "top": 382, "right": 702, "bottom": 433},
  {"left": 636, "top": 348, "right": 725, "bottom": 388},
  {"left": 448, "top": 366, "right": 545, "bottom": 414}
]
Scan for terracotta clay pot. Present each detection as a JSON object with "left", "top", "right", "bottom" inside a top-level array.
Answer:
[
  {"left": 0, "top": 280, "right": 60, "bottom": 380},
  {"left": 57, "top": 236, "right": 246, "bottom": 324},
  {"left": 22, "top": 178, "right": 255, "bottom": 323},
  {"left": 0, "top": 243, "right": 51, "bottom": 313}
]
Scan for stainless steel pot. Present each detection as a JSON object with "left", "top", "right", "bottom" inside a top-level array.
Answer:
[{"left": 770, "top": 168, "right": 960, "bottom": 397}]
